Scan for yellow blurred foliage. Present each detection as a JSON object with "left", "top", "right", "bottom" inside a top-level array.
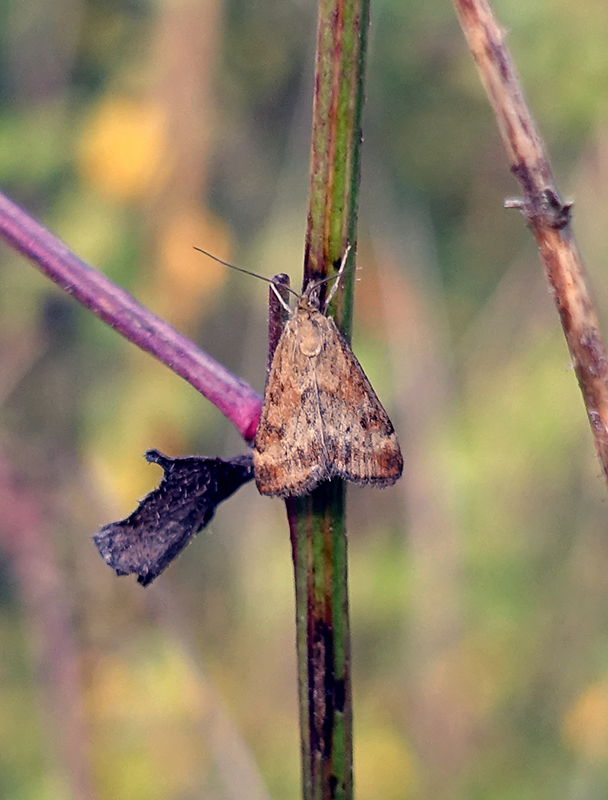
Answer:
[
  {"left": 51, "top": 190, "right": 130, "bottom": 268},
  {"left": 90, "top": 363, "right": 210, "bottom": 511},
  {"left": 153, "top": 206, "right": 233, "bottom": 327},
  {"left": 563, "top": 680, "right": 608, "bottom": 761},
  {"left": 90, "top": 642, "right": 209, "bottom": 800},
  {"left": 77, "top": 96, "right": 167, "bottom": 201},
  {"left": 90, "top": 645, "right": 206, "bottom": 722},
  {"left": 356, "top": 726, "right": 416, "bottom": 800},
  {"left": 448, "top": 633, "right": 519, "bottom": 718}
]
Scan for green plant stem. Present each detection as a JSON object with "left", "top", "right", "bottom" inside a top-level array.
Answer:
[
  {"left": 289, "top": 486, "right": 351, "bottom": 800},
  {"left": 288, "top": 0, "right": 369, "bottom": 798}
]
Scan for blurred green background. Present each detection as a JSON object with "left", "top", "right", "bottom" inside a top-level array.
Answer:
[{"left": 2, "top": 0, "right": 608, "bottom": 798}]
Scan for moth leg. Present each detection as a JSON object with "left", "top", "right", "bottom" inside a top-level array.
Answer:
[{"left": 269, "top": 281, "right": 293, "bottom": 314}]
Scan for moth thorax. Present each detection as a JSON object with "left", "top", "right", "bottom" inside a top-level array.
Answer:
[{"left": 298, "top": 316, "right": 323, "bottom": 357}]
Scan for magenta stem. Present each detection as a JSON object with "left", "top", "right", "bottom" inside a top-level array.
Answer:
[{"left": 0, "top": 191, "right": 262, "bottom": 442}]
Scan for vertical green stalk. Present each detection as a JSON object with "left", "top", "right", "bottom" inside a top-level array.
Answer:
[
  {"left": 289, "top": 484, "right": 350, "bottom": 800},
  {"left": 288, "top": 1, "right": 369, "bottom": 798}
]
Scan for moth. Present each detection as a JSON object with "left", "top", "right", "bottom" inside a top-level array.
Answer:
[
  {"left": 94, "top": 449, "right": 253, "bottom": 585},
  {"left": 253, "top": 253, "right": 403, "bottom": 497}
]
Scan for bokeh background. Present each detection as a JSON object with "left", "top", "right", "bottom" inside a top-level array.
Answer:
[{"left": 2, "top": 0, "right": 608, "bottom": 798}]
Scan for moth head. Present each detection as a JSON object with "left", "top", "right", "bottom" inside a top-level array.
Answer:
[
  {"left": 302, "top": 281, "right": 323, "bottom": 311},
  {"left": 301, "top": 247, "right": 352, "bottom": 313}
]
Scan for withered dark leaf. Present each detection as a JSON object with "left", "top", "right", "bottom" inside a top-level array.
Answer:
[{"left": 94, "top": 449, "right": 253, "bottom": 586}]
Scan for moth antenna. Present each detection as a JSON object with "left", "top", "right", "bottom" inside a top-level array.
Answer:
[
  {"left": 323, "top": 245, "right": 352, "bottom": 308},
  {"left": 194, "top": 247, "right": 300, "bottom": 301}
]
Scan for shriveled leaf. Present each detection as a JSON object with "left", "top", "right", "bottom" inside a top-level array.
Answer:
[{"left": 94, "top": 449, "right": 253, "bottom": 586}]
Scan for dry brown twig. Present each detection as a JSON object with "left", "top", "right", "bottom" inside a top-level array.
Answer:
[{"left": 452, "top": 0, "right": 608, "bottom": 483}]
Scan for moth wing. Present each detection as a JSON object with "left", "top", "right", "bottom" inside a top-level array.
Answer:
[
  {"left": 316, "top": 317, "right": 403, "bottom": 487},
  {"left": 254, "top": 315, "right": 330, "bottom": 497},
  {"left": 254, "top": 310, "right": 403, "bottom": 497}
]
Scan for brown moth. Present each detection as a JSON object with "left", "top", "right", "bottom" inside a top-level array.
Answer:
[{"left": 253, "top": 259, "right": 403, "bottom": 497}]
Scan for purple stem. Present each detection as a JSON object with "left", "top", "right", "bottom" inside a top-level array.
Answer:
[{"left": 0, "top": 191, "right": 262, "bottom": 442}]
